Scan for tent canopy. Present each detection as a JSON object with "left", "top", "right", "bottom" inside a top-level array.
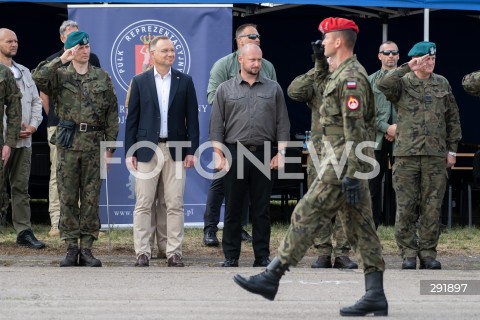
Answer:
[{"left": 4, "top": 0, "right": 480, "bottom": 11}]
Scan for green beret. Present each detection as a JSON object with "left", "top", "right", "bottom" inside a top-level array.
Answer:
[
  {"left": 64, "top": 31, "right": 89, "bottom": 49},
  {"left": 408, "top": 41, "right": 436, "bottom": 57}
]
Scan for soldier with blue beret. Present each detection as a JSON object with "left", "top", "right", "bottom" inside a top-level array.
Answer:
[{"left": 377, "top": 41, "right": 461, "bottom": 271}]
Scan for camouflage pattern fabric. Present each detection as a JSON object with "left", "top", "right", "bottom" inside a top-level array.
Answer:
[
  {"left": 392, "top": 156, "right": 446, "bottom": 259},
  {"left": 0, "top": 64, "right": 22, "bottom": 217},
  {"left": 278, "top": 55, "right": 384, "bottom": 274},
  {"left": 288, "top": 59, "right": 351, "bottom": 258},
  {"left": 462, "top": 70, "right": 480, "bottom": 96},
  {"left": 376, "top": 63, "right": 461, "bottom": 157},
  {"left": 377, "top": 62, "right": 461, "bottom": 260},
  {"left": 32, "top": 57, "right": 119, "bottom": 247}
]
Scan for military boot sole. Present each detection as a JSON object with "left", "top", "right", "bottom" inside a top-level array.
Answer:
[
  {"left": 60, "top": 259, "right": 78, "bottom": 267},
  {"left": 79, "top": 259, "right": 102, "bottom": 267},
  {"left": 339, "top": 308, "right": 388, "bottom": 316},
  {"left": 233, "top": 274, "right": 277, "bottom": 301}
]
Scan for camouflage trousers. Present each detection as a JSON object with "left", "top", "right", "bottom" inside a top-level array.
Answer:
[
  {"left": 58, "top": 148, "right": 101, "bottom": 248},
  {"left": 307, "top": 159, "right": 351, "bottom": 257},
  {"left": 277, "top": 177, "right": 385, "bottom": 274},
  {"left": 393, "top": 156, "right": 446, "bottom": 260}
]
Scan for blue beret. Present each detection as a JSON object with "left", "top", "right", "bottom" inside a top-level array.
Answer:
[
  {"left": 408, "top": 41, "right": 436, "bottom": 57},
  {"left": 64, "top": 31, "right": 89, "bottom": 49}
]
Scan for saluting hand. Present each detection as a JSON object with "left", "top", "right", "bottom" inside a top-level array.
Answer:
[
  {"left": 408, "top": 54, "right": 429, "bottom": 71},
  {"left": 60, "top": 44, "right": 79, "bottom": 64}
]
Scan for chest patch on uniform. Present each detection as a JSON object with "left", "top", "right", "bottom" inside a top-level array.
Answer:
[
  {"left": 346, "top": 81, "right": 357, "bottom": 89},
  {"left": 347, "top": 96, "right": 360, "bottom": 110}
]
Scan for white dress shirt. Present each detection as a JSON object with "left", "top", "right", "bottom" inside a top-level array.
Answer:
[{"left": 154, "top": 67, "right": 171, "bottom": 138}]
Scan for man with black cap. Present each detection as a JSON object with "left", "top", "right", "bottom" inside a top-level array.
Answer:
[
  {"left": 33, "top": 31, "right": 119, "bottom": 267},
  {"left": 233, "top": 17, "right": 388, "bottom": 317},
  {"left": 377, "top": 41, "right": 461, "bottom": 270}
]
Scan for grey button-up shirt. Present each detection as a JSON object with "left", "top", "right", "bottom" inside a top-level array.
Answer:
[{"left": 209, "top": 73, "right": 290, "bottom": 146}]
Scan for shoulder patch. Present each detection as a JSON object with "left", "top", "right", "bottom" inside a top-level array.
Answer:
[
  {"left": 347, "top": 96, "right": 360, "bottom": 110},
  {"left": 346, "top": 81, "right": 357, "bottom": 89}
]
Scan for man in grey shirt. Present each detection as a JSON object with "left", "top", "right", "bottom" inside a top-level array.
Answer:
[{"left": 209, "top": 43, "right": 290, "bottom": 267}]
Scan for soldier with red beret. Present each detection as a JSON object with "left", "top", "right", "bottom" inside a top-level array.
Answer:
[{"left": 233, "top": 17, "right": 388, "bottom": 317}]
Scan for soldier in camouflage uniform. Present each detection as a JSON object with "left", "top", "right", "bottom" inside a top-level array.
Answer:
[
  {"left": 287, "top": 53, "right": 357, "bottom": 270},
  {"left": 462, "top": 71, "right": 480, "bottom": 96},
  {"left": 234, "top": 17, "right": 388, "bottom": 317},
  {"left": 0, "top": 64, "right": 22, "bottom": 222},
  {"left": 377, "top": 41, "right": 462, "bottom": 270},
  {"left": 33, "top": 31, "right": 119, "bottom": 267}
]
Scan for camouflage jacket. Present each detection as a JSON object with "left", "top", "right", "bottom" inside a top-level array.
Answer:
[
  {"left": 287, "top": 58, "right": 329, "bottom": 154},
  {"left": 316, "top": 55, "right": 375, "bottom": 184},
  {"left": 377, "top": 63, "right": 461, "bottom": 156},
  {"left": 32, "top": 58, "right": 118, "bottom": 152},
  {"left": 462, "top": 70, "right": 480, "bottom": 96},
  {"left": 0, "top": 64, "right": 22, "bottom": 147}
]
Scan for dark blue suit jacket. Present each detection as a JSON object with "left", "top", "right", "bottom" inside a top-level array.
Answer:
[{"left": 125, "top": 68, "right": 199, "bottom": 162}]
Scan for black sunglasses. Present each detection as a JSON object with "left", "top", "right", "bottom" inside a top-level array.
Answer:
[
  {"left": 239, "top": 34, "right": 260, "bottom": 40},
  {"left": 380, "top": 50, "right": 399, "bottom": 56}
]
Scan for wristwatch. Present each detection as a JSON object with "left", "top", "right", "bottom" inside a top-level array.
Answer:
[
  {"left": 278, "top": 149, "right": 286, "bottom": 156},
  {"left": 448, "top": 151, "right": 456, "bottom": 157},
  {"left": 106, "top": 147, "right": 116, "bottom": 153}
]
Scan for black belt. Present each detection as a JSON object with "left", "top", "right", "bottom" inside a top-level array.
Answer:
[
  {"left": 226, "top": 143, "right": 266, "bottom": 152},
  {"left": 158, "top": 137, "right": 168, "bottom": 143},
  {"left": 78, "top": 123, "right": 104, "bottom": 132}
]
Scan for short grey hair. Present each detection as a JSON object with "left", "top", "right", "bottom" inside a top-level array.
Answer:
[{"left": 59, "top": 20, "right": 79, "bottom": 36}]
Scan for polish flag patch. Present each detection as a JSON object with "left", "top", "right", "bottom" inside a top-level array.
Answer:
[
  {"left": 346, "top": 81, "right": 357, "bottom": 89},
  {"left": 347, "top": 96, "right": 360, "bottom": 110}
]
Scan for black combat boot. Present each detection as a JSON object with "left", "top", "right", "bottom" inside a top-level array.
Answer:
[
  {"left": 78, "top": 248, "right": 102, "bottom": 267},
  {"left": 233, "top": 256, "right": 289, "bottom": 301},
  {"left": 339, "top": 271, "right": 388, "bottom": 316},
  {"left": 60, "top": 245, "right": 79, "bottom": 267}
]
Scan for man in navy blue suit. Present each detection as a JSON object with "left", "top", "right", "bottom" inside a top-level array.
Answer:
[{"left": 125, "top": 35, "right": 199, "bottom": 268}]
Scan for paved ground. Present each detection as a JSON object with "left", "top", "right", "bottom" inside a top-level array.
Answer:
[{"left": 1, "top": 254, "right": 480, "bottom": 319}]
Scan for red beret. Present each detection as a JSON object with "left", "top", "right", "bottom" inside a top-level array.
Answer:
[{"left": 318, "top": 17, "right": 359, "bottom": 34}]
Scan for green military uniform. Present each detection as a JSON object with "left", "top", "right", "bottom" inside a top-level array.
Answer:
[
  {"left": 287, "top": 58, "right": 352, "bottom": 259},
  {"left": 462, "top": 70, "right": 480, "bottom": 96},
  {"left": 32, "top": 57, "right": 119, "bottom": 249},
  {"left": 0, "top": 64, "right": 22, "bottom": 214},
  {"left": 377, "top": 62, "right": 462, "bottom": 261},
  {"left": 278, "top": 55, "right": 384, "bottom": 274}
]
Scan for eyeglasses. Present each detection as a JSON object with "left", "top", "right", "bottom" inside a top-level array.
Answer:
[
  {"left": 239, "top": 34, "right": 260, "bottom": 40},
  {"left": 380, "top": 50, "right": 399, "bottom": 56}
]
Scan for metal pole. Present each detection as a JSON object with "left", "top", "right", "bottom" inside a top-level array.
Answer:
[
  {"left": 424, "top": 9, "right": 430, "bottom": 41},
  {"left": 105, "top": 164, "right": 112, "bottom": 252}
]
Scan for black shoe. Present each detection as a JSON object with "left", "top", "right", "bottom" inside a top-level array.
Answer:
[
  {"left": 16, "top": 229, "right": 46, "bottom": 249},
  {"left": 311, "top": 255, "right": 332, "bottom": 268},
  {"left": 420, "top": 257, "right": 441, "bottom": 270},
  {"left": 203, "top": 231, "right": 219, "bottom": 247},
  {"left": 241, "top": 229, "right": 252, "bottom": 243},
  {"left": 234, "top": 257, "right": 289, "bottom": 301},
  {"left": 333, "top": 256, "right": 358, "bottom": 269},
  {"left": 401, "top": 257, "right": 417, "bottom": 270},
  {"left": 222, "top": 257, "right": 239, "bottom": 267},
  {"left": 60, "top": 245, "right": 79, "bottom": 267},
  {"left": 253, "top": 256, "right": 271, "bottom": 267},
  {"left": 135, "top": 254, "right": 149, "bottom": 267},
  {"left": 78, "top": 248, "right": 102, "bottom": 267},
  {"left": 340, "top": 271, "right": 388, "bottom": 316}
]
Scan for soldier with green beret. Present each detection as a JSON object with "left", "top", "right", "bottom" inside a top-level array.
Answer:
[
  {"left": 377, "top": 41, "right": 462, "bottom": 270},
  {"left": 32, "top": 31, "right": 119, "bottom": 267}
]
